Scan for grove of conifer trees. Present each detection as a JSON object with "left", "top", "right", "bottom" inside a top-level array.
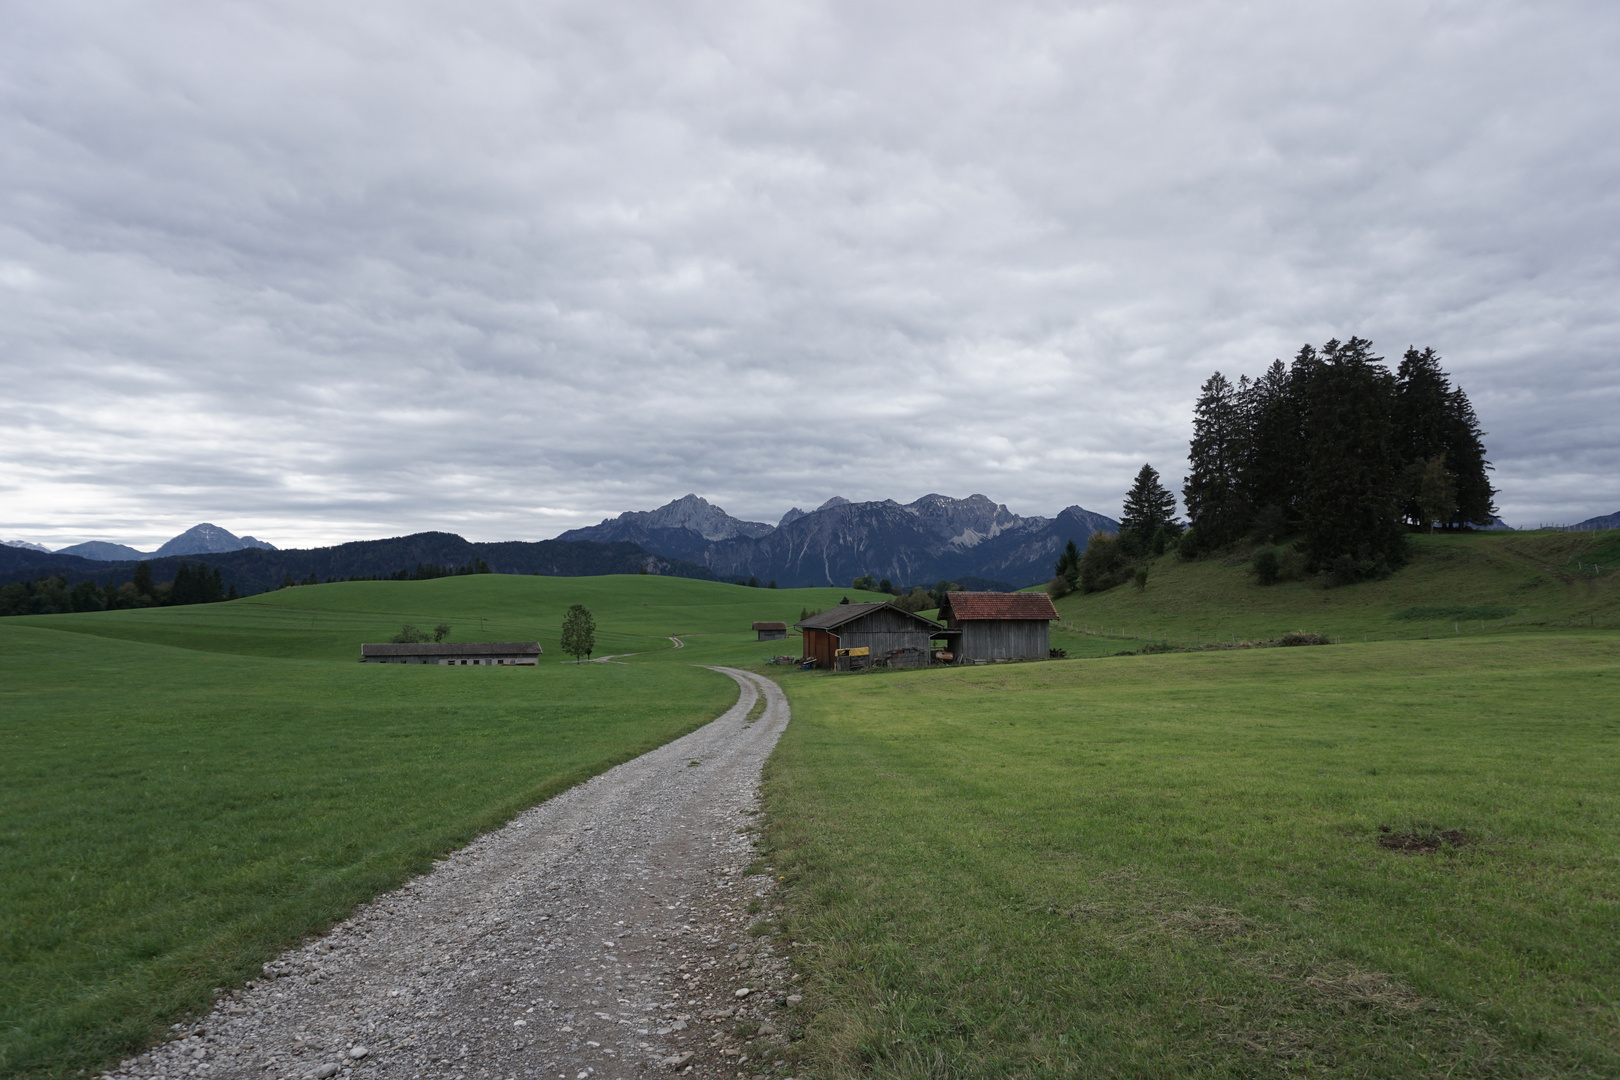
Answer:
[{"left": 1183, "top": 338, "right": 1494, "bottom": 581}]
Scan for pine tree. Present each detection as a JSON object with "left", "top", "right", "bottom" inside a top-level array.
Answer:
[
  {"left": 132, "top": 561, "right": 155, "bottom": 597},
  {"left": 1054, "top": 539, "right": 1081, "bottom": 583},
  {"left": 1444, "top": 385, "right": 1496, "bottom": 527},
  {"left": 560, "top": 604, "right": 596, "bottom": 662},
  {"left": 1120, "top": 464, "right": 1178, "bottom": 540},
  {"left": 1298, "top": 337, "right": 1404, "bottom": 572},
  {"left": 1183, "top": 372, "right": 1249, "bottom": 549},
  {"left": 1240, "top": 358, "right": 1301, "bottom": 527}
]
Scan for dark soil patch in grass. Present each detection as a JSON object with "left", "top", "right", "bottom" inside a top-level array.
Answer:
[{"left": 1377, "top": 825, "right": 1469, "bottom": 852}]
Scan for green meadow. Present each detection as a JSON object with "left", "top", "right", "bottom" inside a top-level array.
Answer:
[
  {"left": 0, "top": 575, "right": 850, "bottom": 1080},
  {"left": 1042, "top": 529, "right": 1620, "bottom": 658},
  {"left": 7, "top": 536, "right": 1620, "bottom": 1080},
  {"left": 762, "top": 637, "right": 1620, "bottom": 1078}
]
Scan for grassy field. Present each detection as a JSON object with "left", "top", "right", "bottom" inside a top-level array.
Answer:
[
  {"left": 0, "top": 574, "right": 863, "bottom": 1080},
  {"left": 1041, "top": 529, "right": 1620, "bottom": 659},
  {"left": 762, "top": 635, "right": 1620, "bottom": 1079}
]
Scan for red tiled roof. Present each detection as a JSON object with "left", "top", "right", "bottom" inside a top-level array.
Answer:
[{"left": 940, "top": 591, "right": 1059, "bottom": 621}]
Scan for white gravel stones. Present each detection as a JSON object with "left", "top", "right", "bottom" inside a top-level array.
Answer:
[{"left": 95, "top": 668, "right": 801, "bottom": 1080}]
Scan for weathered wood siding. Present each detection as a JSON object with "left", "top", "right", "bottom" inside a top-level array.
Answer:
[
  {"left": 834, "top": 607, "right": 939, "bottom": 668},
  {"left": 957, "top": 619, "right": 1050, "bottom": 662},
  {"left": 756, "top": 629, "right": 787, "bottom": 641}
]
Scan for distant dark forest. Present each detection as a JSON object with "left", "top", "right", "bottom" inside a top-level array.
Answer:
[{"left": 0, "top": 534, "right": 715, "bottom": 616}]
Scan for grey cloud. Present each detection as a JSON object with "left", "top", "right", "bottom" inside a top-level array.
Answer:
[{"left": 2, "top": 0, "right": 1617, "bottom": 548}]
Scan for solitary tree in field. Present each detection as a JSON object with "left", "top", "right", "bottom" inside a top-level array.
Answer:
[{"left": 560, "top": 604, "right": 596, "bottom": 662}]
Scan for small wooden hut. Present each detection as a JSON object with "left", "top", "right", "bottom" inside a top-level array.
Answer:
[
  {"left": 936, "top": 592, "right": 1058, "bottom": 662},
  {"left": 752, "top": 621, "right": 788, "bottom": 641},
  {"left": 793, "top": 603, "right": 943, "bottom": 669}
]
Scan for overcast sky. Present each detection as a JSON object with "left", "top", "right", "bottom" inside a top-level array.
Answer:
[{"left": 3, "top": 0, "right": 1617, "bottom": 549}]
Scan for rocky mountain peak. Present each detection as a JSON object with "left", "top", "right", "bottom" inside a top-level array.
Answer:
[{"left": 154, "top": 523, "right": 276, "bottom": 558}]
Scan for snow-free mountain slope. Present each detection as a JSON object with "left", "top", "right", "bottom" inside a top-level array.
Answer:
[{"left": 569, "top": 493, "right": 1120, "bottom": 587}]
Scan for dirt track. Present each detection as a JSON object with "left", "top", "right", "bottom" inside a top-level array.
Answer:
[{"left": 103, "top": 667, "right": 798, "bottom": 1080}]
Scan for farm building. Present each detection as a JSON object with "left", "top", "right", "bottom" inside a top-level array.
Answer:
[
  {"left": 752, "top": 621, "right": 788, "bottom": 641},
  {"left": 936, "top": 592, "right": 1059, "bottom": 662},
  {"left": 793, "top": 603, "right": 943, "bottom": 669},
  {"left": 359, "top": 642, "right": 542, "bottom": 665}
]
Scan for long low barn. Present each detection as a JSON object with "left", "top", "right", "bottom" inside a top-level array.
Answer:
[{"left": 360, "top": 642, "right": 543, "bottom": 665}]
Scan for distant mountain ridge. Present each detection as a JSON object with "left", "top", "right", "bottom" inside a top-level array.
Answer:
[
  {"left": 51, "top": 523, "right": 278, "bottom": 561},
  {"left": 559, "top": 494, "right": 775, "bottom": 559},
  {"left": 559, "top": 493, "right": 1120, "bottom": 587},
  {"left": 0, "top": 532, "right": 715, "bottom": 594},
  {"left": 1560, "top": 510, "right": 1620, "bottom": 531}
]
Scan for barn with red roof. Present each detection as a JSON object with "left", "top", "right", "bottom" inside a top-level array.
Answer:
[{"left": 936, "top": 591, "right": 1059, "bottom": 663}]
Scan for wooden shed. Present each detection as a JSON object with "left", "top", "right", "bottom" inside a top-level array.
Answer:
[
  {"left": 793, "top": 603, "right": 943, "bottom": 670},
  {"left": 752, "top": 621, "right": 788, "bottom": 641},
  {"left": 936, "top": 592, "right": 1058, "bottom": 663}
]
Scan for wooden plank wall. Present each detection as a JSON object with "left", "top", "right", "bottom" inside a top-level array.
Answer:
[
  {"left": 958, "top": 620, "right": 1050, "bottom": 662},
  {"left": 836, "top": 607, "right": 938, "bottom": 668}
]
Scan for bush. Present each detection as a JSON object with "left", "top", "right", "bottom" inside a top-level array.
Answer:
[
  {"left": 1079, "top": 534, "right": 1128, "bottom": 593},
  {"left": 1177, "top": 528, "right": 1200, "bottom": 561},
  {"left": 1277, "top": 631, "right": 1331, "bottom": 646},
  {"left": 1133, "top": 567, "right": 1149, "bottom": 590},
  {"left": 1046, "top": 575, "right": 1074, "bottom": 600},
  {"left": 1253, "top": 547, "right": 1280, "bottom": 586},
  {"left": 1048, "top": 647, "right": 1067, "bottom": 659},
  {"left": 389, "top": 624, "right": 431, "bottom": 643},
  {"left": 1325, "top": 551, "right": 1395, "bottom": 587}
]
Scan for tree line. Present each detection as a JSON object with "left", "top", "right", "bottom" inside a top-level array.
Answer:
[
  {"left": 1048, "top": 339, "right": 1495, "bottom": 597},
  {"left": 0, "top": 561, "right": 234, "bottom": 616},
  {"left": 1183, "top": 338, "right": 1493, "bottom": 580}
]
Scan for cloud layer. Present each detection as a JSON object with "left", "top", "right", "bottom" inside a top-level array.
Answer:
[{"left": 3, "top": 0, "right": 1617, "bottom": 547}]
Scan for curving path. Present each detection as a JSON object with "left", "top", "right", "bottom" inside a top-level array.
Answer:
[{"left": 102, "top": 668, "right": 797, "bottom": 1080}]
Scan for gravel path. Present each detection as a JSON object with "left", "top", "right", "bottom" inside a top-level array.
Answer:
[{"left": 104, "top": 667, "right": 801, "bottom": 1080}]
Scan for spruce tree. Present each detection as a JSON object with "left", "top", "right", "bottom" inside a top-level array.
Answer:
[
  {"left": 1298, "top": 337, "right": 1404, "bottom": 571},
  {"left": 1120, "top": 464, "right": 1178, "bottom": 540},
  {"left": 1240, "top": 359, "right": 1300, "bottom": 527},
  {"left": 132, "top": 561, "right": 154, "bottom": 597},
  {"left": 1444, "top": 385, "right": 1496, "bottom": 527},
  {"left": 1182, "top": 372, "right": 1249, "bottom": 548}
]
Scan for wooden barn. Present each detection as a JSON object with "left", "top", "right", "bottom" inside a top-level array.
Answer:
[
  {"left": 936, "top": 592, "right": 1059, "bottom": 663},
  {"left": 360, "top": 642, "right": 542, "bottom": 665},
  {"left": 794, "top": 603, "right": 943, "bottom": 669},
  {"left": 752, "top": 621, "right": 788, "bottom": 641}
]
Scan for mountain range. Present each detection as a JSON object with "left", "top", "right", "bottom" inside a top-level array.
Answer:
[
  {"left": 0, "top": 532, "right": 714, "bottom": 595},
  {"left": 2, "top": 523, "right": 277, "bottom": 561},
  {"left": 558, "top": 493, "right": 1119, "bottom": 588}
]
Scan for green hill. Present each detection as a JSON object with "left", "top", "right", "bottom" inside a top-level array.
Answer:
[
  {"left": 11, "top": 573, "right": 873, "bottom": 665},
  {"left": 1046, "top": 530, "right": 1620, "bottom": 657}
]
